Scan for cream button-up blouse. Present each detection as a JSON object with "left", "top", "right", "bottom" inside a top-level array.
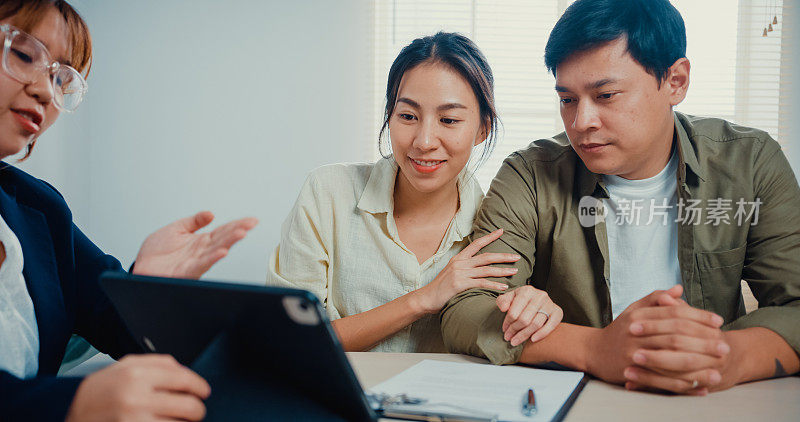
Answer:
[{"left": 268, "top": 157, "right": 483, "bottom": 352}]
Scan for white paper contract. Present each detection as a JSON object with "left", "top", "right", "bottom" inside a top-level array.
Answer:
[{"left": 369, "top": 360, "right": 586, "bottom": 422}]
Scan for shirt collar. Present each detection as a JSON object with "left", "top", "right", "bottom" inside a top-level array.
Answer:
[
  {"left": 578, "top": 159, "right": 607, "bottom": 199},
  {"left": 356, "top": 157, "right": 483, "bottom": 241},
  {"left": 451, "top": 175, "right": 483, "bottom": 240},
  {"left": 674, "top": 111, "right": 707, "bottom": 183},
  {"left": 357, "top": 157, "right": 397, "bottom": 215}
]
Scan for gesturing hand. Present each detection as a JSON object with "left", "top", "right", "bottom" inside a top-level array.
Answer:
[
  {"left": 497, "top": 286, "right": 563, "bottom": 346},
  {"left": 132, "top": 211, "right": 258, "bottom": 279},
  {"left": 413, "top": 229, "right": 519, "bottom": 314}
]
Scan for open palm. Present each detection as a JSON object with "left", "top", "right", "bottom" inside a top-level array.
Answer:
[{"left": 131, "top": 211, "right": 258, "bottom": 279}]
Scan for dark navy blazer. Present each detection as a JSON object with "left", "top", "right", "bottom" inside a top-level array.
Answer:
[{"left": 0, "top": 162, "right": 141, "bottom": 421}]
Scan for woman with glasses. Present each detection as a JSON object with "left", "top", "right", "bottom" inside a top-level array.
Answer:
[
  {"left": 268, "top": 32, "right": 562, "bottom": 354},
  {"left": 0, "top": 1, "right": 257, "bottom": 420}
]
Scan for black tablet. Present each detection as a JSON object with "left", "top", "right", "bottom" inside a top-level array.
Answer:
[{"left": 99, "top": 271, "right": 377, "bottom": 421}]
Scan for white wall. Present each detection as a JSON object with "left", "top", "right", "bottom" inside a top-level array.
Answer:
[
  {"left": 16, "top": 0, "right": 374, "bottom": 284},
  {"left": 14, "top": 0, "right": 798, "bottom": 287}
]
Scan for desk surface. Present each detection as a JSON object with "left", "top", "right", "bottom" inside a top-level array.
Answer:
[
  {"left": 348, "top": 352, "right": 800, "bottom": 422},
  {"left": 68, "top": 352, "right": 800, "bottom": 421}
]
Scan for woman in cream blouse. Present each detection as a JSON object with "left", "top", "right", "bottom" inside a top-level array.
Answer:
[{"left": 268, "top": 32, "right": 562, "bottom": 353}]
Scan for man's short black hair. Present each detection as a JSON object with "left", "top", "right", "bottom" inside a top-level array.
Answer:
[{"left": 544, "top": 0, "right": 686, "bottom": 84}]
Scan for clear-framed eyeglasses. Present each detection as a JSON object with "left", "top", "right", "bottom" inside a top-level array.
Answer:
[{"left": 0, "top": 24, "right": 87, "bottom": 112}]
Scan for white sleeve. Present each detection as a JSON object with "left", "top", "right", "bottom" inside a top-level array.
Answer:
[{"left": 267, "top": 171, "right": 341, "bottom": 319}]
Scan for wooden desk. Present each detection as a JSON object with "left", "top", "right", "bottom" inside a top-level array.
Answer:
[
  {"left": 67, "top": 352, "right": 800, "bottom": 421},
  {"left": 348, "top": 352, "right": 800, "bottom": 422}
]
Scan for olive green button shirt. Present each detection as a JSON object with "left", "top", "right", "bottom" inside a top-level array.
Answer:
[{"left": 440, "top": 112, "right": 800, "bottom": 365}]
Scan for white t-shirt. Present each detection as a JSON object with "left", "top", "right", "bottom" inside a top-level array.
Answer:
[
  {"left": 0, "top": 212, "right": 39, "bottom": 378},
  {"left": 603, "top": 151, "right": 682, "bottom": 320}
]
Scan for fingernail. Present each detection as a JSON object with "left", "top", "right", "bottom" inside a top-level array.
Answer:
[
  {"left": 717, "top": 343, "right": 730, "bottom": 355},
  {"left": 710, "top": 372, "right": 721, "bottom": 384},
  {"left": 633, "top": 352, "right": 646, "bottom": 364},
  {"left": 504, "top": 333, "right": 510, "bottom": 341},
  {"left": 624, "top": 368, "right": 637, "bottom": 380},
  {"left": 498, "top": 284, "right": 509, "bottom": 290},
  {"left": 712, "top": 315, "right": 724, "bottom": 326},
  {"left": 511, "top": 268, "right": 518, "bottom": 273},
  {"left": 510, "top": 339, "right": 519, "bottom": 346},
  {"left": 629, "top": 323, "right": 643, "bottom": 335},
  {"left": 513, "top": 255, "right": 521, "bottom": 260}
]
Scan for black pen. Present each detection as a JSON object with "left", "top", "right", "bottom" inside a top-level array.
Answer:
[{"left": 522, "top": 388, "right": 537, "bottom": 416}]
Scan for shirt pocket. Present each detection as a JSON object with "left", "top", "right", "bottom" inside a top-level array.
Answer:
[{"left": 696, "top": 244, "right": 747, "bottom": 322}]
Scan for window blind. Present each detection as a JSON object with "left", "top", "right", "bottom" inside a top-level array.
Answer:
[{"left": 371, "top": 0, "right": 791, "bottom": 190}]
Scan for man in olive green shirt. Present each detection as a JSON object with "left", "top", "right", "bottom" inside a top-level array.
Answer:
[{"left": 441, "top": 0, "right": 800, "bottom": 395}]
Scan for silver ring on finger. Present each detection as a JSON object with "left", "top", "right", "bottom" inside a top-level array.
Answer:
[
  {"left": 536, "top": 310, "right": 550, "bottom": 319},
  {"left": 690, "top": 379, "right": 699, "bottom": 389}
]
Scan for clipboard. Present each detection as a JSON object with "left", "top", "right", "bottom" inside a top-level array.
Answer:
[{"left": 370, "top": 360, "right": 589, "bottom": 422}]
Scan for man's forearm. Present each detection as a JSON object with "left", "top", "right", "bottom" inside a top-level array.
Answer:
[
  {"left": 441, "top": 290, "right": 510, "bottom": 360},
  {"left": 724, "top": 327, "right": 800, "bottom": 385},
  {"left": 518, "top": 323, "right": 598, "bottom": 372}
]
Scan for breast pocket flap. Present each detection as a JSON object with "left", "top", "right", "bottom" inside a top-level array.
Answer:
[{"left": 697, "top": 244, "right": 746, "bottom": 270}]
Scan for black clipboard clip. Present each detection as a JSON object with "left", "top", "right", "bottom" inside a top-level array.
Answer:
[{"left": 367, "top": 392, "right": 499, "bottom": 422}]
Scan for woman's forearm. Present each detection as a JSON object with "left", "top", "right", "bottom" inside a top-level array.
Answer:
[{"left": 331, "top": 290, "right": 429, "bottom": 352}]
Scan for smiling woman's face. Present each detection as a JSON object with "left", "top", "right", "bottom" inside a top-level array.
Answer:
[
  {"left": 0, "top": 6, "right": 70, "bottom": 159},
  {"left": 388, "top": 61, "right": 485, "bottom": 196}
]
